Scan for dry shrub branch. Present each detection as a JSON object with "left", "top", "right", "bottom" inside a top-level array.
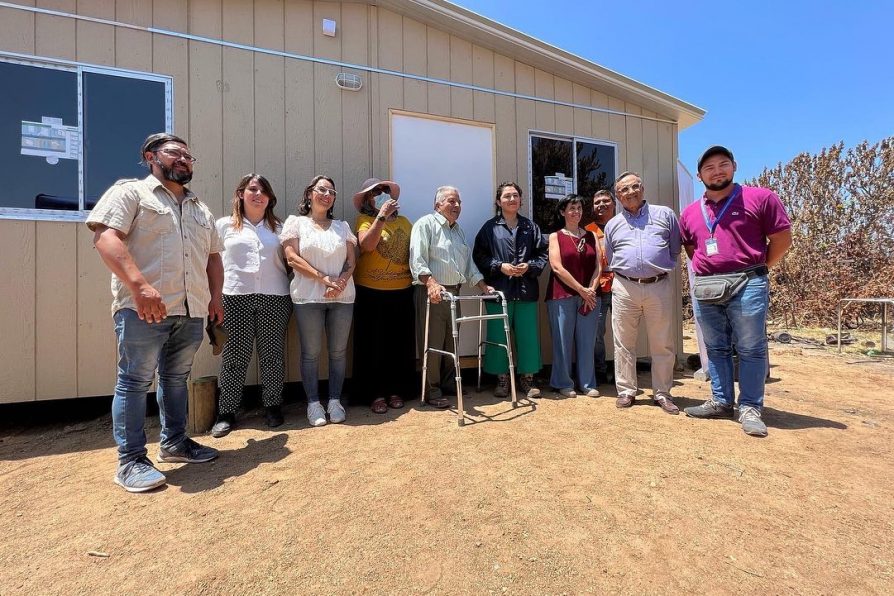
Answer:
[{"left": 745, "top": 138, "right": 894, "bottom": 326}]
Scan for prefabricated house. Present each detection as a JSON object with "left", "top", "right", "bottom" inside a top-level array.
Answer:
[{"left": 0, "top": 0, "right": 704, "bottom": 404}]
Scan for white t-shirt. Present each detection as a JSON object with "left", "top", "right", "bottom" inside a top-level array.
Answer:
[
  {"left": 216, "top": 216, "right": 290, "bottom": 296},
  {"left": 280, "top": 215, "right": 357, "bottom": 304}
]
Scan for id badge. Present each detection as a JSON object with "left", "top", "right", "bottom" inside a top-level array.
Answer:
[{"left": 705, "top": 238, "right": 719, "bottom": 256}]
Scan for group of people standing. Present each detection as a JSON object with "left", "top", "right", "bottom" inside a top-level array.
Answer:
[{"left": 87, "top": 133, "right": 791, "bottom": 493}]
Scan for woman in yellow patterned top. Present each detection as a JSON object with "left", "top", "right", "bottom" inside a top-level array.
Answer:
[{"left": 352, "top": 178, "right": 416, "bottom": 414}]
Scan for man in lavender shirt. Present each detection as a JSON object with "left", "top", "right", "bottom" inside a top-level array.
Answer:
[
  {"left": 604, "top": 171, "right": 682, "bottom": 414},
  {"left": 680, "top": 146, "right": 792, "bottom": 437}
]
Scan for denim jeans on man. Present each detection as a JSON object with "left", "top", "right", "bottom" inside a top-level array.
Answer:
[
  {"left": 294, "top": 302, "right": 354, "bottom": 402},
  {"left": 547, "top": 295, "right": 599, "bottom": 391},
  {"left": 593, "top": 294, "right": 611, "bottom": 379},
  {"left": 113, "top": 308, "right": 204, "bottom": 463},
  {"left": 692, "top": 274, "right": 769, "bottom": 409}
]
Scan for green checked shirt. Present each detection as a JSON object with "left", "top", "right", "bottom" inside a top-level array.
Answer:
[{"left": 409, "top": 212, "right": 483, "bottom": 287}]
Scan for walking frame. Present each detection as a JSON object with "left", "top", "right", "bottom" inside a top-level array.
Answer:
[{"left": 420, "top": 289, "right": 517, "bottom": 426}]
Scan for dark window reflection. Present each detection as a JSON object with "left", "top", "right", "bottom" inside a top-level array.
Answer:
[{"left": 531, "top": 137, "right": 573, "bottom": 234}]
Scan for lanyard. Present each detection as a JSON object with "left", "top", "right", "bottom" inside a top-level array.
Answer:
[{"left": 700, "top": 185, "right": 740, "bottom": 237}]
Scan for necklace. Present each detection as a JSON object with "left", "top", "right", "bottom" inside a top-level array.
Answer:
[{"left": 561, "top": 228, "right": 587, "bottom": 253}]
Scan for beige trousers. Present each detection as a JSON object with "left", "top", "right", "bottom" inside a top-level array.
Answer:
[{"left": 611, "top": 275, "right": 675, "bottom": 398}]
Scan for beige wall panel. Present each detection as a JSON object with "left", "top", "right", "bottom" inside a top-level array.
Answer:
[
  {"left": 284, "top": 59, "right": 315, "bottom": 219},
  {"left": 254, "top": 0, "right": 284, "bottom": 50},
  {"left": 223, "top": 0, "right": 254, "bottom": 45},
  {"left": 590, "top": 90, "right": 610, "bottom": 140},
  {"left": 472, "top": 45, "right": 495, "bottom": 123},
  {"left": 554, "top": 77, "right": 573, "bottom": 136},
  {"left": 313, "top": 1, "right": 341, "bottom": 61},
  {"left": 376, "top": 7, "right": 401, "bottom": 69},
  {"left": 607, "top": 95, "right": 626, "bottom": 172},
  {"left": 284, "top": 0, "right": 313, "bottom": 54},
  {"left": 425, "top": 27, "right": 449, "bottom": 116},
  {"left": 35, "top": 3, "right": 75, "bottom": 60},
  {"left": 255, "top": 53, "right": 287, "bottom": 223},
  {"left": 572, "top": 83, "right": 591, "bottom": 138},
  {"left": 0, "top": 221, "right": 35, "bottom": 403},
  {"left": 533, "top": 68, "right": 554, "bottom": 131},
  {"left": 624, "top": 103, "right": 644, "bottom": 178},
  {"left": 402, "top": 16, "right": 427, "bottom": 113},
  {"left": 221, "top": 48, "right": 255, "bottom": 215},
  {"left": 313, "top": 63, "right": 343, "bottom": 214},
  {"left": 493, "top": 53, "right": 514, "bottom": 93},
  {"left": 657, "top": 121, "right": 676, "bottom": 209},
  {"left": 35, "top": 222, "right": 78, "bottom": 400},
  {"left": 340, "top": 0, "right": 371, "bottom": 196},
  {"left": 188, "top": 42, "right": 224, "bottom": 210},
  {"left": 340, "top": 2, "right": 367, "bottom": 63},
  {"left": 494, "top": 95, "right": 516, "bottom": 186},
  {"left": 449, "top": 36, "right": 473, "bottom": 120},
  {"left": 514, "top": 62, "right": 535, "bottom": 190},
  {"left": 152, "top": 34, "right": 189, "bottom": 137},
  {"left": 0, "top": 4, "right": 35, "bottom": 54},
  {"left": 76, "top": 21, "right": 115, "bottom": 65},
  {"left": 77, "top": 0, "right": 112, "bottom": 17},
  {"left": 115, "top": 28, "right": 152, "bottom": 71},
  {"left": 115, "top": 0, "right": 152, "bottom": 26},
  {"left": 378, "top": 74, "right": 403, "bottom": 179},
  {"left": 152, "top": 0, "right": 188, "bottom": 32},
  {"left": 76, "top": 226, "right": 116, "bottom": 398},
  {"left": 189, "top": 0, "right": 222, "bottom": 37},
  {"left": 641, "top": 109, "right": 660, "bottom": 206}
]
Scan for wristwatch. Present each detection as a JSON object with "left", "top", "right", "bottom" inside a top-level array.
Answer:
[{"left": 376, "top": 215, "right": 386, "bottom": 221}]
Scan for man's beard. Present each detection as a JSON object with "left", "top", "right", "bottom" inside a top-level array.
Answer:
[
  {"left": 157, "top": 160, "right": 193, "bottom": 184},
  {"left": 704, "top": 177, "right": 733, "bottom": 192}
]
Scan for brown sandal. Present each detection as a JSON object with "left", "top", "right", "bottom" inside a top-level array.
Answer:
[
  {"left": 371, "top": 398, "right": 388, "bottom": 414},
  {"left": 387, "top": 395, "right": 404, "bottom": 409}
]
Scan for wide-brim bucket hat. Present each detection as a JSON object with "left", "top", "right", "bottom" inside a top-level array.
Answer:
[{"left": 352, "top": 177, "right": 401, "bottom": 211}]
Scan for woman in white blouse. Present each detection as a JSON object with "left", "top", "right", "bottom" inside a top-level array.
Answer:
[
  {"left": 212, "top": 174, "right": 292, "bottom": 437},
  {"left": 280, "top": 175, "right": 357, "bottom": 427}
]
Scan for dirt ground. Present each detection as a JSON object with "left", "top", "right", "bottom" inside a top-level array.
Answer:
[{"left": 1, "top": 326, "right": 892, "bottom": 595}]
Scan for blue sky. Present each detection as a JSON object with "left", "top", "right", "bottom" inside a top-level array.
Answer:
[{"left": 454, "top": 0, "right": 893, "bottom": 184}]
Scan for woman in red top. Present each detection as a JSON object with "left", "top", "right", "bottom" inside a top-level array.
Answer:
[{"left": 546, "top": 195, "right": 602, "bottom": 397}]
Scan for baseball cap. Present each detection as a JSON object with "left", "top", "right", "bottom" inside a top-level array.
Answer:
[{"left": 697, "top": 146, "right": 735, "bottom": 171}]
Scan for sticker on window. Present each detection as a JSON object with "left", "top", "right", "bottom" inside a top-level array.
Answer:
[{"left": 21, "top": 117, "right": 80, "bottom": 165}]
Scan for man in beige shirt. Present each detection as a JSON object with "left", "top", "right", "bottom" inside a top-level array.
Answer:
[{"left": 86, "top": 133, "right": 224, "bottom": 493}]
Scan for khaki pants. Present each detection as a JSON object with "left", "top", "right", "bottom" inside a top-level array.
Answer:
[{"left": 611, "top": 276, "right": 675, "bottom": 398}]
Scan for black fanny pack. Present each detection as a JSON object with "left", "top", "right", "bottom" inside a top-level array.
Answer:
[{"left": 692, "top": 264, "right": 768, "bottom": 304}]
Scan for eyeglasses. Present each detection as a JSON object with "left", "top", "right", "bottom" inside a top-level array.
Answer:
[
  {"left": 313, "top": 186, "right": 337, "bottom": 197},
  {"left": 616, "top": 182, "right": 642, "bottom": 195},
  {"left": 156, "top": 148, "right": 197, "bottom": 164}
]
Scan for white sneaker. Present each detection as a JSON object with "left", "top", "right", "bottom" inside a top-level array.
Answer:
[
  {"left": 557, "top": 387, "right": 576, "bottom": 398},
  {"left": 307, "top": 402, "right": 327, "bottom": 427},
  {"left": 327, "top": 399, "right": 346, "bottom": 424},
  {"left": 580, "top": 387, "right": 600, "bottom": 398}
]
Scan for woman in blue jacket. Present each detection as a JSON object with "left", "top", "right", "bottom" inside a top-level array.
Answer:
[{"left": 472, "top": 182, "right": 549, "bottom": 399}]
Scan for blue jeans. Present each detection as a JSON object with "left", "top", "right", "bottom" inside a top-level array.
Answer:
[
  {"left": 294, "top": 302, "right": 354, "bottom": 402},
  {"left": 112, "top": 308, "right": 204, "bottom": 463},
  {"left": 547, "top": 296, "right": 599, "bottom": 391},
  {"left": 593, "top": 293, "right": 611, "bottom": 377},
  {"left": 692, "top": 274, "right": 769, "bottom": 409}
]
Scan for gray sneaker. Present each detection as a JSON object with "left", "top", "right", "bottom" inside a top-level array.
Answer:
[
  {"left": 115, "top": 456, "right": 167, "bottom": 493},
  {"left": 739, "top": 406, "right": 768, "bottom": 437},
  {"left": 684, "top": 399, "right": 734, "bottom": 419},
  {"left": 518, "top": 374, "right": 541, "bottom": 398},
  {"left": 158, "top": 437, "right": 219, "bottom": 464},
  {"left": 494, "top": 374, "right": 510, "bottom": 398}
]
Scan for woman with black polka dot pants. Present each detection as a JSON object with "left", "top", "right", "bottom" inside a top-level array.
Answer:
[{"left": 211, "top": 174, "right": 292, "bottom": 437}]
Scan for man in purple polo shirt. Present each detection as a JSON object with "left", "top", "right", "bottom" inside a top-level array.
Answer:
[
  {"left": 604, "top": 171, "right": 682, "bottom": 414},
  {"left": 680, "top": 146, "right": 792, "bottom": 437}
]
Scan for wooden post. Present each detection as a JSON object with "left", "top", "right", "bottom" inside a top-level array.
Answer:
[{"left": 188, "top": 376, "right": 217, "bottom": 434}]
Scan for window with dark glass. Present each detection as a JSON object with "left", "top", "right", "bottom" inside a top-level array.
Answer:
[
  {"left": 530, "top": 134, "right": 616, "bottom": 234},
  {"left": 0, "top": 58, "right": 170, "bottom": 217}
]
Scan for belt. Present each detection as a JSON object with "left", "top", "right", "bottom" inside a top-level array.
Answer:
[
  {"left": 695, "top": 264, "right": 768, "bottom": 279},
  {"left": 442, "top": 283, "right": 462, "bottom": 293},
  {"left": 614, "top": 272, "right": 668, "bottom": 284}
]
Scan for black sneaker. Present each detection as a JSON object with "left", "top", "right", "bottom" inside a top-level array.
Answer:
[
  {"left": 684, "top": 399, "right": 734, "bottom": 419},
  {"left": 211, "top": 414, "right": 235, "bottom": 438},
  {"left": 158, "top": 437, "right": 219, "bottom": 464},
  {"left": 265, "top": 405, "right": 284, "bottom": 428}
]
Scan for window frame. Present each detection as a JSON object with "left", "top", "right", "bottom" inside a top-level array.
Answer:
[{"left": 0, "top": 53, "right": 173, "bottom": 222}]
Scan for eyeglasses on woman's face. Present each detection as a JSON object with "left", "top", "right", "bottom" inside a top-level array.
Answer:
[{"left": 313, "top": 186, "right": 337, "bottom": 197}]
